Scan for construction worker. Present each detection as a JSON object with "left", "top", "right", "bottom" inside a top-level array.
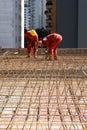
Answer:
[
  {"left": 42, "top": 33, "right": 63, "bottom": 60},
  {"left": 24, "top": 29, "right": 38, "bottom": 58}
]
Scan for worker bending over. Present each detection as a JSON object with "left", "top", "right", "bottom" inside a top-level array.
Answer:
[
  {"left": 24, "top": 29, "right": 38, "bottom": 58},
  {"left": 42, "top": 33, "right": 63, "bottom": 60}
]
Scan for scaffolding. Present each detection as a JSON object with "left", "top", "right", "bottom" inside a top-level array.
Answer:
[{"left": 0, "top": 49, "right": 87, "bottom": 130}]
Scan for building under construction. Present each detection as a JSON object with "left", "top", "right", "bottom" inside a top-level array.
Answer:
[{"left": 0, "top": 48, "right": 87, "bottom": 130}]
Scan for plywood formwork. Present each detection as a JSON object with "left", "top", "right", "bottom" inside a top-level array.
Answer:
[{"left": 0, "top": 49, "right": 87, "bottom": 130}]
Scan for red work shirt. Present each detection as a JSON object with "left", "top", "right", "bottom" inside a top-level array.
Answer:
[{"left": 45, "top": 33, "right": 62, "bottom": 47}]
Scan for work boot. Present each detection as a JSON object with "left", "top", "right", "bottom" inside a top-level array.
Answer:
[
  {"left": 49, "top": 54, "right": 54, "bottom": 60},
  {"left": 54, "top": 55, "right": 58, "bottom": 60},
  {"left": 33, "top": 52, "right": 37, "bottom": 59}
]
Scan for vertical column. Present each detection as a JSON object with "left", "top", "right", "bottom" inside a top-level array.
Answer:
[
  {"left": 57, "top": 0, "right": 78, "bottom": 48},
  {"left": 78, "top": 0, "right": 87, "bottom": 48},
  {"left": 21, "top": 0, "right": 24, "bottom": 48}
]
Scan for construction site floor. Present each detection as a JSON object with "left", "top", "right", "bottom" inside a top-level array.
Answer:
[{"left": 0, "top": 48, "right": 87, "bottom": 130}]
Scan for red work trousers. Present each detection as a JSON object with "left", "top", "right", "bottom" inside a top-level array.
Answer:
[
  {"left": 48, "top": 42, "right": 60, "bottom": 60},
  {"left": 27, "top": 42, "right": 37, "bottom": 57}
]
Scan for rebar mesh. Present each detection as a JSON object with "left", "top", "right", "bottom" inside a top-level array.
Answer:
[{"left": 0, "top": 49, "right": 87, "bottom": 130}]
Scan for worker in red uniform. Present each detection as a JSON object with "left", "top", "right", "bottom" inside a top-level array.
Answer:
[
  {"left": 42, "top": 33, "right": 63, "bottom": 60},
  {"left": 24, "top": 29, "right": 38, "bottom": 58}
]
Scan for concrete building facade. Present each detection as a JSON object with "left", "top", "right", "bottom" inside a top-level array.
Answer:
[
  {"left": 42, "top": 0, "right": 46, "bottom": 28},
  {"left": 0, "top": 0, "right": 21, "bottom": 48},
  {"left": 45, "top": 0, "right": 57, "bottom": 33},
  {"left": 24, "top": 0, "right": 46, "bottom": 30}
]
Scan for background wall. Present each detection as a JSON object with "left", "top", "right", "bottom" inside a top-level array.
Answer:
[{"left": 57, "top": 0, "right": 78, "bottom": 48}]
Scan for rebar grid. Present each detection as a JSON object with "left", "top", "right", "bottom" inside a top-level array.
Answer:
[{"left": 0, "top": 50, "right": 87, "bottom": 130}]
